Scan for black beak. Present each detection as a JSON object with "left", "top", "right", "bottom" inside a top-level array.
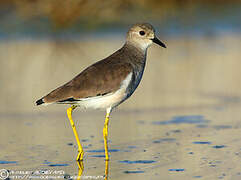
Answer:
[{"left": 152, "top": 37, "right": 166, "bottom": 48}]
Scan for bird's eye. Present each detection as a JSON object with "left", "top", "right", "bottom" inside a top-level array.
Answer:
[{"left": 139, "top": 31, "right": 145, "bottom": 36}]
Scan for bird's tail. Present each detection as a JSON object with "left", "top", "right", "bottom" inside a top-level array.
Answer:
[{"left": 36, "top": 98, "right": 44, "bottom": 106}]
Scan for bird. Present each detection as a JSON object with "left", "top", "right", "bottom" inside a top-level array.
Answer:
[{"left": 36, "top": 23, "right": 166, "bottom": 163}]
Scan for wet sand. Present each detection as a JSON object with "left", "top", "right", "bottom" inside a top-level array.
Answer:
[{"left": 0, "top": 34, "right": 241, "bottom": 179}]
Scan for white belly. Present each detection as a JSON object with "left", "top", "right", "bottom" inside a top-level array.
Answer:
[{"left": 76, "top": 72, "right": 133, "bottom": 109}]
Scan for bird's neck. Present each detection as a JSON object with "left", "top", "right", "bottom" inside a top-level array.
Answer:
[{"left": 123, "top": 42, "right": 147, "bottom": 65}]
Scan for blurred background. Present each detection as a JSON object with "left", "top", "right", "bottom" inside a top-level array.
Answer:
[
  {"left": 0, "top": 1, "right": 241, "bottom": 180},
  {"left": 0, "top": 0, "right": 240, "bottom": 113}
]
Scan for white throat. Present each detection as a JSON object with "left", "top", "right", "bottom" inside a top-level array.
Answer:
[{"left": 127, "top": 39, "right": 152, "bottom": 52}]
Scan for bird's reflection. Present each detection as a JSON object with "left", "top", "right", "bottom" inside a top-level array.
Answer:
[
  {"left": 75, "top": 159, "right": 109, "bottom": 180},
  {"left": 104, "top": 160, "right": 109, "bottom": 180},
  {"left": 76, "top": 161, "right": 83, "bottom": 180}
]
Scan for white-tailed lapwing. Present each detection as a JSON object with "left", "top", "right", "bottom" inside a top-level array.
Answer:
[{"left": 36, "top": 23, "right": 166, "bottom": 162}]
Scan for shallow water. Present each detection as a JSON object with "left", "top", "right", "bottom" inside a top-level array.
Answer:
[{"left": 0, "top": 34, "right": 241, "bottom": 179}]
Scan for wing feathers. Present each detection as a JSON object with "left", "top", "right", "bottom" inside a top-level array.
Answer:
[{"left": 41, "top": 59, "right": 133, "bottom": 104}]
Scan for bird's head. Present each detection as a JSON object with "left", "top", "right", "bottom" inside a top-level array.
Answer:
[{"left": 126, "top": 23, "right": 166, "bottom": 50}]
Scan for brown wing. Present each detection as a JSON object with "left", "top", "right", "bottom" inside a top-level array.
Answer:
[{"left": 42, "top": 58, "right": 133, "bottom": 104}]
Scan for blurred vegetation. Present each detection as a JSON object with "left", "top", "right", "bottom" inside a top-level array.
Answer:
[{"left": 0, "top": 0, "right": 240, "bottom": 29}]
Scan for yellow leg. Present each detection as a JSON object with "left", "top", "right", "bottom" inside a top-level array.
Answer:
[
  {"left": 67, "top": 105, "right": 84, "bottom": 162},
  {"left": 103, "top": 107, "right": 112, "bottom": 161}
]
